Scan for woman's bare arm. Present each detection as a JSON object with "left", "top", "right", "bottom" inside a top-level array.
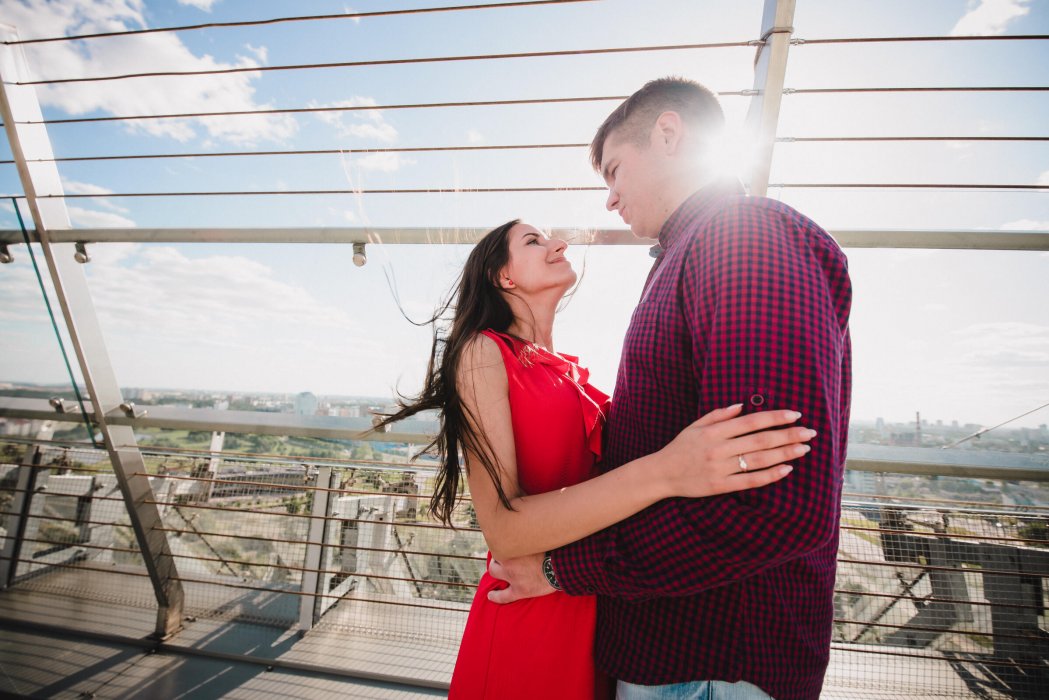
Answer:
[{"left": 460, "top": 334, "right": 811, "bottom": 561}]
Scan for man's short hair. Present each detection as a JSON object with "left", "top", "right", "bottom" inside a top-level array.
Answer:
[{"left": 590, "top": 77, "right": 725, "bottom": 171}]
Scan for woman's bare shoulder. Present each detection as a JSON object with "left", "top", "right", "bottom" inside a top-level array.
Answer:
[{"left": 458, "top": 332, "right": 507, "bottom": 383}]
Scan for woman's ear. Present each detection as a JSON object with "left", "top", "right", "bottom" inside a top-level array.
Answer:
[{"left": 497, "top": 265, "right": 515, "bottom": 289}]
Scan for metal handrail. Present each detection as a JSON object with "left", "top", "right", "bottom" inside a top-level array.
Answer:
[
  {"left": 3, "top": 397, "right": 1046, "bottom": 480},
  {"left": 1, "top": 227, "right": 1048, "bottom": 250}
]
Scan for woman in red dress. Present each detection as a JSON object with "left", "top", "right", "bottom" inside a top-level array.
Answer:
[{"left": 380, "top": 220, "right": 813, "bottom": 699}]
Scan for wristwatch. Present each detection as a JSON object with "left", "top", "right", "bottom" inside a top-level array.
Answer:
[{"left": 542, "top": 553, "right": 562, "bottom": 591}]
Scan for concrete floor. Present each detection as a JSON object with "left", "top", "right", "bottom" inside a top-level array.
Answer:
[{"left": 0, "top": 569, "right": 1031, "bottom": 699}]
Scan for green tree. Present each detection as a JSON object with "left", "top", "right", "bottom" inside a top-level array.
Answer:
[
  {"left": 1018, "top": 521, "right": 1049, "bottom": 547},
  {"left": 350, "top": 442, "right": 374, "bottom": 461}
]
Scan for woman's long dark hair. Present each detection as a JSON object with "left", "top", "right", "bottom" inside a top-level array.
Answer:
[{"left": 376, "top": 220, "right": 521, "bottom": 525}]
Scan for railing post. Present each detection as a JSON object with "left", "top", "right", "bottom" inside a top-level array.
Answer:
[
  {"left": 204, "top": 431, "right": 225, "bottom": 501},
  {"left": 744, "top": 0, "right": 796, "bottom": 196},
  {"left": 981, "top": 543, "right": 1043, "bottom": 660},
  {"left": 299, "top": 465, "right": 333, "bottom": 633},
  {"left": 0, "top": 24, "right": 184, "bottom": 638},
  {"left": 0, "top": 422, "right": 53, "bottom": 587}
]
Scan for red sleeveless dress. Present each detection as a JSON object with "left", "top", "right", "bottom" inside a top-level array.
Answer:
[{"left": 448, "top": 329, "right": 611, "bottom": 700}]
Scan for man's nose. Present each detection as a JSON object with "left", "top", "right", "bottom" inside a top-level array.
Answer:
[{"left": 605, "top": 188, "right": 618, "bottom": 212}]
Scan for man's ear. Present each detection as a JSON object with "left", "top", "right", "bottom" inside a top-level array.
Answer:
[{"left": 653, "top": 111, "right": 684, "bottom": 155}]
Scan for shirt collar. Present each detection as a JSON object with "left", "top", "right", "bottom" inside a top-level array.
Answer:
[{"left": 657, "top": 177, "right": 746, "bottom": 252}]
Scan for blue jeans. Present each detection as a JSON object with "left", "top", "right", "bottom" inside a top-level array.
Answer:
[{"left": 616, "top": 679, "right": 773, "bottom": 700}]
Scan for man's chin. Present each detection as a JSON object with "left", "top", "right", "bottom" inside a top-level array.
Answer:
[{"left": 629, "top": 223, "right": 657, "bottom": 240}]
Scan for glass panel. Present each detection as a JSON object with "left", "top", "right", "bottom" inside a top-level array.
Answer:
[
  {"left": 847, "top": 249, "right": 1049, "bottom": 463},
  {"left": 780, "top": 0, "right": 1049, "bottom": 231},
  {"left": 0, "top": 230, "right": 91, "bottom": 443}
]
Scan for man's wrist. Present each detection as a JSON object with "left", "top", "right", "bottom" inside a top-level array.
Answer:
[{"left": 541, "top": 552, "right": 562, "bottom": 591}]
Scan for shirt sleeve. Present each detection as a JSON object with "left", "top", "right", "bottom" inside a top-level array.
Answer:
[{"left": 551, "top": 199, "right": 852, "bottom": 599}]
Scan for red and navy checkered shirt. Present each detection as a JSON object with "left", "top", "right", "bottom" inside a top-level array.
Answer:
[{"left": 552, "top": 180, "right": 852, "bottom": 700}]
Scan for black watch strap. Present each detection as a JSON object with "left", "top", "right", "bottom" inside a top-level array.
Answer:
[{"left": 542, "top": 553, "right": 562, "bottom": 591}]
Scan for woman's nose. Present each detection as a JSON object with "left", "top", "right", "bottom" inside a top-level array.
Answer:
[{"left": 551, "top": 238, "right": 568, "bottom": 254}]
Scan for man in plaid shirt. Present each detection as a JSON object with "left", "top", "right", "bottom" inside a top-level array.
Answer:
[{"left": 489, "top": 77, "right": 852, "bottom": 700}]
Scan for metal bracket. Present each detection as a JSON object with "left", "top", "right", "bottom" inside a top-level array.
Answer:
[
  {"left": 47, "top": 397, "right": 89, "bottom": 421},
  {"left": 119, "top": 401, "right": 147, "bottom": 419},
  {"left": 759, "top": 24, "right": 795, "bottom": 41}
]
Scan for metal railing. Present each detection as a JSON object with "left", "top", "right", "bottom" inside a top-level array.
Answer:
[{"left": 2, "top": 418, "right": 1047, "bottom": 696}]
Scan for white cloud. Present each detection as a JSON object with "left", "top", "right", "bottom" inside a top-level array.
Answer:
[
  {"left": 951, "top": 0, "right": 1030, "bottom": 36},
  {"left": 243, "top": 44, "right": 268, "bottom": 64},
  {"left": 355, "top": 152, "right": 414, "bottom": 173},
  {"left": 312, "top": 98, "right": 398, "bottom": 143},
  {"left": 955, "top": 321, "right": 1049, "bottom": 339},
  {"left": 954, "top": 322, "right": 1049, "bottom": 367},
  {"left": 178, "top": 0, "right": 219, "bottom": 11},
  {"left": 68, "top": 206, "right": 136, "bottom": 228},
  {"left": 59, "top": 178, "right": 137, "bottom": 224},
  {"left": 0, "top": 263, "right": 50, "bottom": 323},
  {"left": 4, "top": 0, "right": 296, "bottom": 145},
  {"left": 62, "top": 179, "right": 115, "bottom": 197},
  {"left": 1001, "top": 219, "right": 1049, "bottom": 230},
  {"left": 82, "top": 241, "right": 140, "bottom": 265},
  {"left": 85, "top": 246, "right": 357, "bottom": 345},
  {"left": 53, "top": 179, "right": 134, "bottom": 226},
  {"left": 0, "top": 239, "right": 347, "bottom": 331}
]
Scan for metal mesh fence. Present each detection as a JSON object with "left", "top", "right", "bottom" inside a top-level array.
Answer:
[
  {"left": 832, "top": 494, "right": 1049, "bottom": 697},
  {"left": 3, "top": 437, "right": 1047, "bottom": 695},
  {"left": 0, "top": 439, "right": 154, "bottom": 609}
]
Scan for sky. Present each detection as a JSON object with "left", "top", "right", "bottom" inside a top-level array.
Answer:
[{"left": 0, "top": 0, "right": 1047, "bottom": 429}]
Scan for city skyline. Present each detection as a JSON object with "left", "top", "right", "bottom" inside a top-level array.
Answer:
[{"left": 3, "top": 377, "right": 1047, "bottom": 434}]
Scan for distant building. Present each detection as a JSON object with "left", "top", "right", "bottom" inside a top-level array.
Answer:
[
  {"left": 0, "top": 417, "right": 36, "bottom": 437},
  {"left": 844, "top": 468, "right": 878, "bottom": 494},
  {"left": 295, "top": 392, "right": 318, "bottom": 416}
]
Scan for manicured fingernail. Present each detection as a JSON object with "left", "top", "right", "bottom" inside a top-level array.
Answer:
[
  {"left": 804, "top": 429, "right": 818, "bottom": 439},
  {"left": 781, "top": 465, "right": 794, "bottom": 474},
  {"left": 729, "top": 403, "right": 743, "bottom": 410},
  {"left": 796, "top": 444, "right": 811, "bottom": 455},
  {"left": 787, "top": 411, "right": 802, "bottom": 420}
]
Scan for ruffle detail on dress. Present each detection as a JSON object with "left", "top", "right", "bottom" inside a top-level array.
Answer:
[{"left": 483, "top": 330, "right": 610, "bottom": 460}]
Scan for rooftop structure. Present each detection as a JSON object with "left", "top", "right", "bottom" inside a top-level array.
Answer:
[{"left": 1, "top": 1, "right": 1047, "bottom": 697}]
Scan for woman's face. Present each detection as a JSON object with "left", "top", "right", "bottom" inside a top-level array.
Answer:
[{"left": 499, "top": 223, "right": 575, "bottom": 296}]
